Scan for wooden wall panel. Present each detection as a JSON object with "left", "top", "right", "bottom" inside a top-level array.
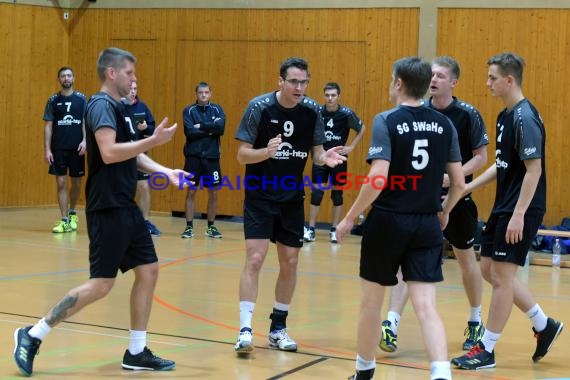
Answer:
[
  {"left": 62, "top": 7, "right": 419, "bottom": 222},
  {"left": 438, "top": 8, "right": 570, "bottom": 226},
  {"left": 0, "top": 4, "right": 70, "bottom": 208}
]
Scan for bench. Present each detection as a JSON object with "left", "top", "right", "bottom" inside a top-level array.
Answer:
[{"left": 530, "top": 229, "right": 570, "bottom": 268}]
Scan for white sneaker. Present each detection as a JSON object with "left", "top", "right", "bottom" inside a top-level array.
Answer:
[
  {"left": 234, "top": 329, "right": 253, "bottom": 353},
  {"left": 303, "top": 227, "right": 315, "bottom": 242},
  {"left": 268, "top": 328, "right": 297, "bottom": 351},
  {"left": 330, "top": 230, "right": 338, "bottom": 243}
]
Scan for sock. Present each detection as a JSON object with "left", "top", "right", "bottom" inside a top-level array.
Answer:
[
  {"left": 186, "top": 220, "right": 193, "bottom": 227},
  {"left": 239, "top": 301, "right": 255, "bottom": 330},
  {"left": 28, "top": 318, "right": 52, "bottom": 340},
  {"left": 128, "top": 330, "right": 146, "bottom": 355},
  {"left": 270, "top": 305, "right": 289, "bottom": 332},
  {"left": 526, "top": 304, "right": 548, "bottom": 332},
  {"left": 330, "top": 227, "right": 336, "bottom": 232},
  {"left": 387, "top": 311, "right": 401, "bottom": 334},
  {"left": 208, "top": 221, "right": 214, "bottom": 227},
  {"left": 62, "top": 217, "right": 69, "bottom": 223},
  {"left": 68, "top": 209, "right": 76, "bottom": 215},
  {"left": 355, "top": 354, "right": 376, "bottom": 371},
  {"left": 469, "top": 306, "right": 482, "bottom": 324},
  {"left": 480, "top": 329, "right": 500, "bottom": 352},
  {"left": 309, "top": 226, "right": 315, "bottom": 231},
  {"left": 430, "top": 361, "right": 451, "bottom": 380}
]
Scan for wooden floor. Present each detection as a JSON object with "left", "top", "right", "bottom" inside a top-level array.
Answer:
[{"left": 0, "top": 207, "right": 568, "bottom": 379}]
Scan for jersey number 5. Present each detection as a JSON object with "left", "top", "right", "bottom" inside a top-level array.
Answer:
[{"left": 412, "top": 139, "right": 429, "bottom": 170}]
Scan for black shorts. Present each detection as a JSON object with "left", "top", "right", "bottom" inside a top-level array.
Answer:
[
  {"left": 480, "top": 213, "right": 544, "bottom": 266},
  {"left": 311, "top": 162, "right": 348, "bottom": 187},
  {"left": 443, "top": 197, "right": 478, "bottom": 249},
  {"left": 243, "top": 198, "right": 304, "bottom": 248},
  {"left": 49, "top": 149, "right": 85, "bottom": 177},
  {"left": 360, "top": 208, "right": 444, "bottom": 286},
  {"left": 86, "top": 206, "right": 157, "bottom": 278},
  {"left": 184, "top": 156, "right": 222, "bottom": 188}
]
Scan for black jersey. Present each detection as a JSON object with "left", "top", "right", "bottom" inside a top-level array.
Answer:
[
  {"left": 43, "top": 91, "right": 87, "bottom": 150},
  {"left": 85, "top": 92, "right": 138, "bottom": 212},
  {"left": 492, "top": 99, "right": 546, "bottom": 215},
  {"left": 427, "top": 97, "right": 489, "bottom": 183},
  {"left": 235, "top": 92, "right": 326, "bottom": 203},
  {"left": 320, "top": 105, "right": 363, "bottom": 150},
  {"left": 367, "top": 105, "right": 461, "bottom": 213}
]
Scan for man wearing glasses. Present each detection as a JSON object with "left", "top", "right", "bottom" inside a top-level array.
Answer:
[{"left": 234, "top": 57, "right": 346, "bottom": 354}]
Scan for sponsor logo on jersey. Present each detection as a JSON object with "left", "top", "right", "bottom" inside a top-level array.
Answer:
[
  {"left": 524, "top": 147, "right": 537, "bottom": 156},
  {"left": 273, "top": 142, "right": 308, "bottom": 160},
  {"left": 57, "top": 114, "right": 82, "bottom": 126},
  {"left": 368, "top": 146, "right": 383, "bottom": 155},
  {"left": 495, "top": 149, "right": 509, "bottom": 169},
  {"left": 324, "top": 131, "right": 341, "bottom": 142},
  {"left": 495, "top": 251, "right": 507, "bottom": 256}
]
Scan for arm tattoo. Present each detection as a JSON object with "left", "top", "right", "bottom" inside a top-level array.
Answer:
[{"left": 45, "top": 294, "right": 78, "bottom": 326}]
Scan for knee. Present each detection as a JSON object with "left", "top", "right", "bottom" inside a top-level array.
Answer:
[
  {"left": 90, "top": 279, "right": 115, "bottom": 300},
  {"left": 246, "top": 252, "right": 266, "bottom": 273},
  {"left": 330, "top": 189, "right": 343, "bottom": 206},
  {"left": 310, "top": 189, "right": 324, "bottom": 206}
]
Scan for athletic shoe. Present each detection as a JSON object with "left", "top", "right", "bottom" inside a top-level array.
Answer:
[
  {"left": 68, "top": 213, "right": 78, "bottom": 230},
  {"left": 13, "top": 326, "right": 42, "bottom": 377},
  {"left": 145, "top": 220, "right": 161, "bottom": 236},
  {"left": 52, "top": 220, "right": 72, "bottom": 233},
  {"left": 330, "top": 230, "right": 338, "bottom": 243},
  {"left": 378, "top": 320, "right": 398, "bottom": 352},
  {"left": 532, "top": 317, "right": 564, "bottom": 362},
  {"left": 180, "top": 225, "right": 194, "bottom": 238},
  {"left": 268, "top": 328, "right": 297, "bottom": 351},
  {"left": 234, "top": 328, "right": 254, "bottom": 354},
  {"left": 463, "top": 321, "right": 485, "bottom": 350},
  {"left": 452, "top": 341, "right": 495, "bottom": 370},
  {"left": 347, "top": 368, "right": 375, "bottom": 380},
  {"left": 205, "top": 225, "right": 222, "bottom": 238},
  {"left": 303, "top": 227, "right": 315, "bottom": 242},
  {"left": 121, "top": 346, "right": 175, "bottom": 371}
]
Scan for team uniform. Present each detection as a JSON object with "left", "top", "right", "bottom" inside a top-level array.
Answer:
[
  {"left": 235, "top": 92, "right": 326, "bottom": 248},
  {"left": 43, "top": 91, "right": 87, "bottom": 177},
  {"left": 182, "top": 102, "right": 225, "bottom": 187},
  {"left": 85, "top": 93, "right": 157, "bottom": 278},
  {"left": 125, "top": 97, "right": 155, "bottom": 180},
  {"left": 426, "top": 97, "right": 489, "bottom": 249},
  {"left": 480, "top": 99, "right": 546, "bottom": 265},
  {"left": 311, "top": 105, "right": 363, "bottom": 186},
  {"left": 361, "top": 105, "right": 461, "bottom": 286}
]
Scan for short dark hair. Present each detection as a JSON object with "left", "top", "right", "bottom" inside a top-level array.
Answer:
[
  {"left": 57, "top": 66, "right": 74, "bottom": 77},
  {"left": 195, "top": 81, "right": 210, "bottom": 92},
  {"left": 487, "top": 52, "right": 525, "bottom": 86},
  {"left": 280, "top": 57, "right": 309, "bottom": 79},
  {"left": 432, "top": 56, "right": 460, "bottom": 80},
  {"left": 393, "top": 57, "right": 432, "bottom": 99},
  {"left": 96, "top": 47, "right": 136, "bottom": 81},
  {"left": 323, "top": 82, "right": 340, "bottom": 94}
]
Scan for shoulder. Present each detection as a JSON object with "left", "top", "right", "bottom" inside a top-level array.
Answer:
[
  {"left": 454, "top": 98, "right": 483, "bottom": 118},
  {"left": 246, "top": 92, "right": 275, "bottom": 111},
  {"left": 299, "top": 96, "right": 320, "bottom": 113},
  {"left": 46, "top": 93, "right": 59, "bottom": 103},
  {"left": 73, "top": 91, "right": 87, "bottom": 100}
]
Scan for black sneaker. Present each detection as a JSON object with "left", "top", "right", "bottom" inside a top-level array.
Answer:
[
  {"left": 532, "top": 317, "right": 564, "bottom": 362},
  {"left": 452, "top": 341, "right": 495, "bottom": 370},
  {"left": 13, "top": 326, "right": 42, "bottom": 377},
  {"left": 347, "top": 368, "right": 375, "bottom": 379},
  {"left": 121, "top": 346, "right": 175, "bottom": 371}
]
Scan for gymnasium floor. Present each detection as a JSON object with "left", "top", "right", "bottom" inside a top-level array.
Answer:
[{"left": 0, "top": 207, "right": 568, "bottom": 379}]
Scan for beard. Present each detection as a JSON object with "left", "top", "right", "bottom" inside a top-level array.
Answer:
[{"left": 61, "top": 81, "right": 73, "bottom": 89}]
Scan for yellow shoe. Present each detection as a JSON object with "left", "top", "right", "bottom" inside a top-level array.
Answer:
[
  {"left": 68, "top": 214, "right": 78, "bottom": 231},
  {"left": 52, "top": 220, "right": 72, "bottom": 233}
]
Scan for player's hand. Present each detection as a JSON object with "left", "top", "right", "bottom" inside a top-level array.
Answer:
[
  {"left": 77, "top": 140, "right": 87, "bottom": 156},
  {"left": 169, "top": 169, "right": 193, "bottom": 188},
  {"left": 437, "top": 211, "right": 449, "bottom": 230},
  {"left": 137, "top": 120, "right": 148, "bottom": 131},
  {"left": 45, "top": 150, "right": 54, "bottom": 164},
  {"left": 335, "top": 218, "right": 353, "bottom": 244},
  {"left": 505, "top": 213, "right": 524, "bottom": 244},
  {"left": 152, "top": 118, "right": 177, "bottom": 146},
  {"left": 323, "top": 146, "right": 347, "bottom": 167},
  {"left": 266, "top": 134, "right": 282, "bottom": 158},
  {"left": 340, "top": 146, "right": 354, "bottom": 156},
  {"left": 441, "top": 173, "right": 450, "bottom": 188}
]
